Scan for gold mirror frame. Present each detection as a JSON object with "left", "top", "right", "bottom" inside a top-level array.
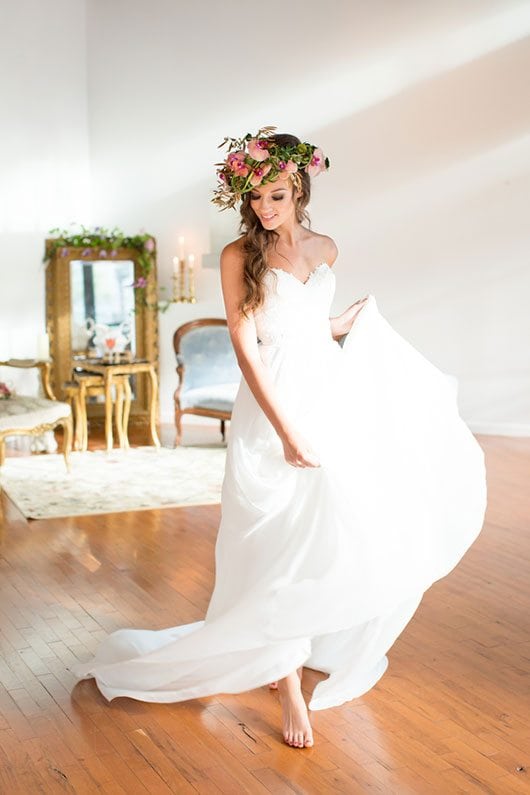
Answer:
[{"left": 45, "top": 242, "right": 159, "bottom": 426}]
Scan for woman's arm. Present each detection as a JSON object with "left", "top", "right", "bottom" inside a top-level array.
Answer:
[{"left": 220, "top": 242, "right": 320, "bottom": 468}]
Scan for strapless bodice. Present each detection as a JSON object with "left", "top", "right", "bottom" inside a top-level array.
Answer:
[{"left": 253, "top": 262, "right": 335, "bottom": 347}]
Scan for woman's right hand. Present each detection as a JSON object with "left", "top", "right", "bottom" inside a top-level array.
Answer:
[{"left": 281, "top": 428, "right": 321, "bottom": 468}]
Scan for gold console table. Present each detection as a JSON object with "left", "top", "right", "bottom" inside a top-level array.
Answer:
[{"left": 73, "top": 359, "right": 161, "bottom": 451}]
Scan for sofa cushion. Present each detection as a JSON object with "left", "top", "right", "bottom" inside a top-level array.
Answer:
[
  {"left": 0, "top": 396, "right": 71, "bottom": 431},
  {"left": 180, "top": 382, "right": 239, "bottom": 412}
]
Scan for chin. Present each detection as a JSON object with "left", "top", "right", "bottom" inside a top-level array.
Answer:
[{"left": 260, "top": 217, "right": 282, "bottom": 229}]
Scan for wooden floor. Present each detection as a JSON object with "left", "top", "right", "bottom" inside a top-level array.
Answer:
[{"left": 0, "top": 427, "right": 529, "bottom": 794}]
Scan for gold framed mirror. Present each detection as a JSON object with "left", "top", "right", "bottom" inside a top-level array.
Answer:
[{"left": 45, "top": 242, "right": 159, "bottom": 426}]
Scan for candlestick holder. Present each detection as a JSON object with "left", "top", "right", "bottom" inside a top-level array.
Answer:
[{"left": 171, "top": 257, "right": 197, "bottom": 303}]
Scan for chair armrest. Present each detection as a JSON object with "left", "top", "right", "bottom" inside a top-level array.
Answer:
[{"left": 0, "top": 359, "right": 56, "bottom": 400}]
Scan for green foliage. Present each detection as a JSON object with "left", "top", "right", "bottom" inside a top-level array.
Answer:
[
  {"left": 44, "top": 224, "right": 171, "bottom": 312},
  {"left": 212, "top": 125, "right": 330, "bottom": 211}
]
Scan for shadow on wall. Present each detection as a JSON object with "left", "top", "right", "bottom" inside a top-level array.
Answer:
[{"left": 115, "top": 33, "right": 530, "bottom": 270}]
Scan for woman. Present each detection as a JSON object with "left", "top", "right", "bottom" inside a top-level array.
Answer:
[{"left": 71, "top": 128, "right": 487, "bottom": 751}]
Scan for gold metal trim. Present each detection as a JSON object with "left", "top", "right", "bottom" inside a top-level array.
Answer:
[{"left": 44, "top": 243, "right": 160, "bottom": 425}]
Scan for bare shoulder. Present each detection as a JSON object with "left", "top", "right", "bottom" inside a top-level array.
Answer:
[
  {"left": 320, "top": 234, "right": 338, "bottom": 266},
  {"left": 305, "top": 230, "right": 338, "bottom": 267},
  {"left": 220, "top": 237, "right": 245, "bottom": 271}
]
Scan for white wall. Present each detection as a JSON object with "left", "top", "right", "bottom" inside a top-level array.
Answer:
[
  {"left": 2, "top": 0, "right": 529, "bottom": 435},
  {"left": 0, "top": 0, "right": 90, "bottom": 394},
  {"left": 84, "top": 0, "right": 530, "bottom": 434}
]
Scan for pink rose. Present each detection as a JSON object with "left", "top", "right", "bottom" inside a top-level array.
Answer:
[
  {"left": 305, "top": 147, "right": 326, "bottom": 177},
  {"left": 226, "top": 152, "right": 250, "bottom": 178},
  {"left": 227, "top": 151, "right": 246, "bottom": 172},
  {"left": 144, "top": 237, "right": 155, "bottom": 252},
  {"left": 247, "top": 138, "right": 270, "bottom": 161},
  {"left": 278, "top": 159, "right": 298, "bottom": 174},
  {"left": 0, "top": 382, "right": 11, "bottom": 399},
  {"left": 249, "top": 162, "right": 272, "bottom": 186}
]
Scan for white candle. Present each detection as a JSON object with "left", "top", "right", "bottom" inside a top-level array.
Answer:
[
  {"left": 172, "top": 256, "right": 179, "bottom": 276},
  {"left": 37, "top": 332, "right": 50, "bottom": 360},
  {"left": 178, "top": 236, "right": 185, "bottom": 261}
]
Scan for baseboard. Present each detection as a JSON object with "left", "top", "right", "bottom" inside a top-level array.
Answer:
[{"left": 159, "top": 413, "right": 530, "bottom": 438}]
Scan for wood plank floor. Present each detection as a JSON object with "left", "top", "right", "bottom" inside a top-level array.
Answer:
[{"left": 0, "top": 427, "right": 529, "bottom": 794}]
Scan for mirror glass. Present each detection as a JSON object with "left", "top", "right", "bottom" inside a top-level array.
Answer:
[{"left": 70, "top": 260, "right": 137, "bottom": 356}]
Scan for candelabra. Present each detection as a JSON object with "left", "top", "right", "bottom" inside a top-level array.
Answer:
[{"left": 171, "top": 254, "right": 196, "bottom": 303}]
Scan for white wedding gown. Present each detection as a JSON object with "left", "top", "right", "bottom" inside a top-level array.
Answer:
[{"left": 70, "top": 262, "right": 487, "bottom": 711}]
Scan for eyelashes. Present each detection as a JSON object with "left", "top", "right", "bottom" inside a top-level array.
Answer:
[{"left": 251, "top": 196, "right": 284, "bottom": 202}]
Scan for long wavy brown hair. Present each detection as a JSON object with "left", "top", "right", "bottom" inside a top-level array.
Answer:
[{"left": 237, "top": 133, "right": 312, "bottom": 319}]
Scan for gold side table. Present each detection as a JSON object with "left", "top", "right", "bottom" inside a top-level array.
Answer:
[
  {"left": 64, "top": 375, "right": 132, "bottom": 451},
  {"left": 72, "top": 359, "right": 160, "bottom": 452}
]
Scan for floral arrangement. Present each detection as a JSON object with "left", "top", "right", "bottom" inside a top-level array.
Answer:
[
  {"left": 43, "top": 225, "right": 168, "bottom": 310},
  {"left": 0, "top": 382, "right": 12, "bottom": 400},
  {"left": 212, "top": 125, "right": 330, "bottom": 211}
]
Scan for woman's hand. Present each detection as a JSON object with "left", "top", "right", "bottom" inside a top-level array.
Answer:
[
  {"left": 344, "top": 295, "right": 369, "bottom": 332},
  {"left": 280, "top": 428, "right": 321, "bottom": 468},
  {"left": 330, "top": 295, "right": 369, "bottom": 339}
]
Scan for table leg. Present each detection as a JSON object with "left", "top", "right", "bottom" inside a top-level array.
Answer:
[
  {"left": 122, "top": 377, "right": 132, "bottom": 450},
  {"left": 73, "top": 391, "right": 83, "bottom": 451},
  {"left": 147, "top": 366, "right": 161, "bottom": 448},
  {"left": 104, "top": 374, "right": 114, "bottom": 451},
  {"left": 79, "top": 382, "right": 88, "bottom": 452},
  {"left": 114, "top": 381, "right": 125, "bottom": 448},
  {"left": 62, "top": 415, "right": 73, "bottom": 472}
]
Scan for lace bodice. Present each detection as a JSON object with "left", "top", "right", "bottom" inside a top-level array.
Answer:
[{"left": 253, "top": 262, "right": 335, "bottom": 347}]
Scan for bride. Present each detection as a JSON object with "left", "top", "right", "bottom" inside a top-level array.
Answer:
[{"left": 70, "top": 127, "right": 487, "bottom": 751}]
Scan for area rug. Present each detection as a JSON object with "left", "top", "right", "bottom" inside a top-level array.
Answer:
[{"left": 0, "top": 445, "right": 227, "bottom": 520}]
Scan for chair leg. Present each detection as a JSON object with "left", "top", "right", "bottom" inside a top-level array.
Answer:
[
  {"left": 174, "top": 407, "right": 182, "bottom": 446},
  {"left": 220, "top": 419, "right": 225, "bottom": 441}
]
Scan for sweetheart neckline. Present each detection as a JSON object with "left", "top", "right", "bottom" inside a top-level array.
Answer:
[{"left": 266, "top": 261, "right": 331, "bottom": 286}]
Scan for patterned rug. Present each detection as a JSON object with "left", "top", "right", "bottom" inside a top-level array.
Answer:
[{"left": 0, "top": 445, "right": 227, "bottom": 520}]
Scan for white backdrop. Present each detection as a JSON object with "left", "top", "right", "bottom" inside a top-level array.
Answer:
[{"left": 1, "top": 0, "right": 529, "bottom": 434}]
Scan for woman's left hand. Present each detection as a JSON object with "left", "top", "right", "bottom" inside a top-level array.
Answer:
[
  {"left": 330, "top": 295, "right": 369, "bottom": 339},
  {"left": 344, "top": 295, "right": 369, "bottom": 332}
]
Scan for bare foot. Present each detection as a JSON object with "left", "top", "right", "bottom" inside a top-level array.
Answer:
[
  {"left": 277, "top": 670, "right": 313, "bottom": 748},
  {"left": 269, "top": 665, "right": 302, "bottom": 690}
]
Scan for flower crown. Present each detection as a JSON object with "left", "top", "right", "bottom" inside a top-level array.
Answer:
[{"left": 212, "top": 125, "right": 330, "bottom": 211}]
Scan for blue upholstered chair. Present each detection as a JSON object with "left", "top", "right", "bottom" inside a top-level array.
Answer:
[{"left": 173, "top": 319, "right": 241, "bottom": 445}]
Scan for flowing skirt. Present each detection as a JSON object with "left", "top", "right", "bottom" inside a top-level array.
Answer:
[{"left": 70, "top": 295, "right": 487, "bottom": 710}]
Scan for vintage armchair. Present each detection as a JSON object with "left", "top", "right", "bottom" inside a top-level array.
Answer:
[
  {"left": 173, "top": 319, "right": 241, "bottom": 445},
  {"left": 0, "top": 359, "right": 73, "bottom": 470}
]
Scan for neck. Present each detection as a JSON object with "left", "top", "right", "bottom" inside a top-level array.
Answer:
[{"left": 273, "top": 217, "right": 303, "bottom": 249}]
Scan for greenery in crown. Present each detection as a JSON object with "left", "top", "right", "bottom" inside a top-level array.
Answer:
[{"left": 212, "top": 125, "right": 330, "bottom": 211}]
